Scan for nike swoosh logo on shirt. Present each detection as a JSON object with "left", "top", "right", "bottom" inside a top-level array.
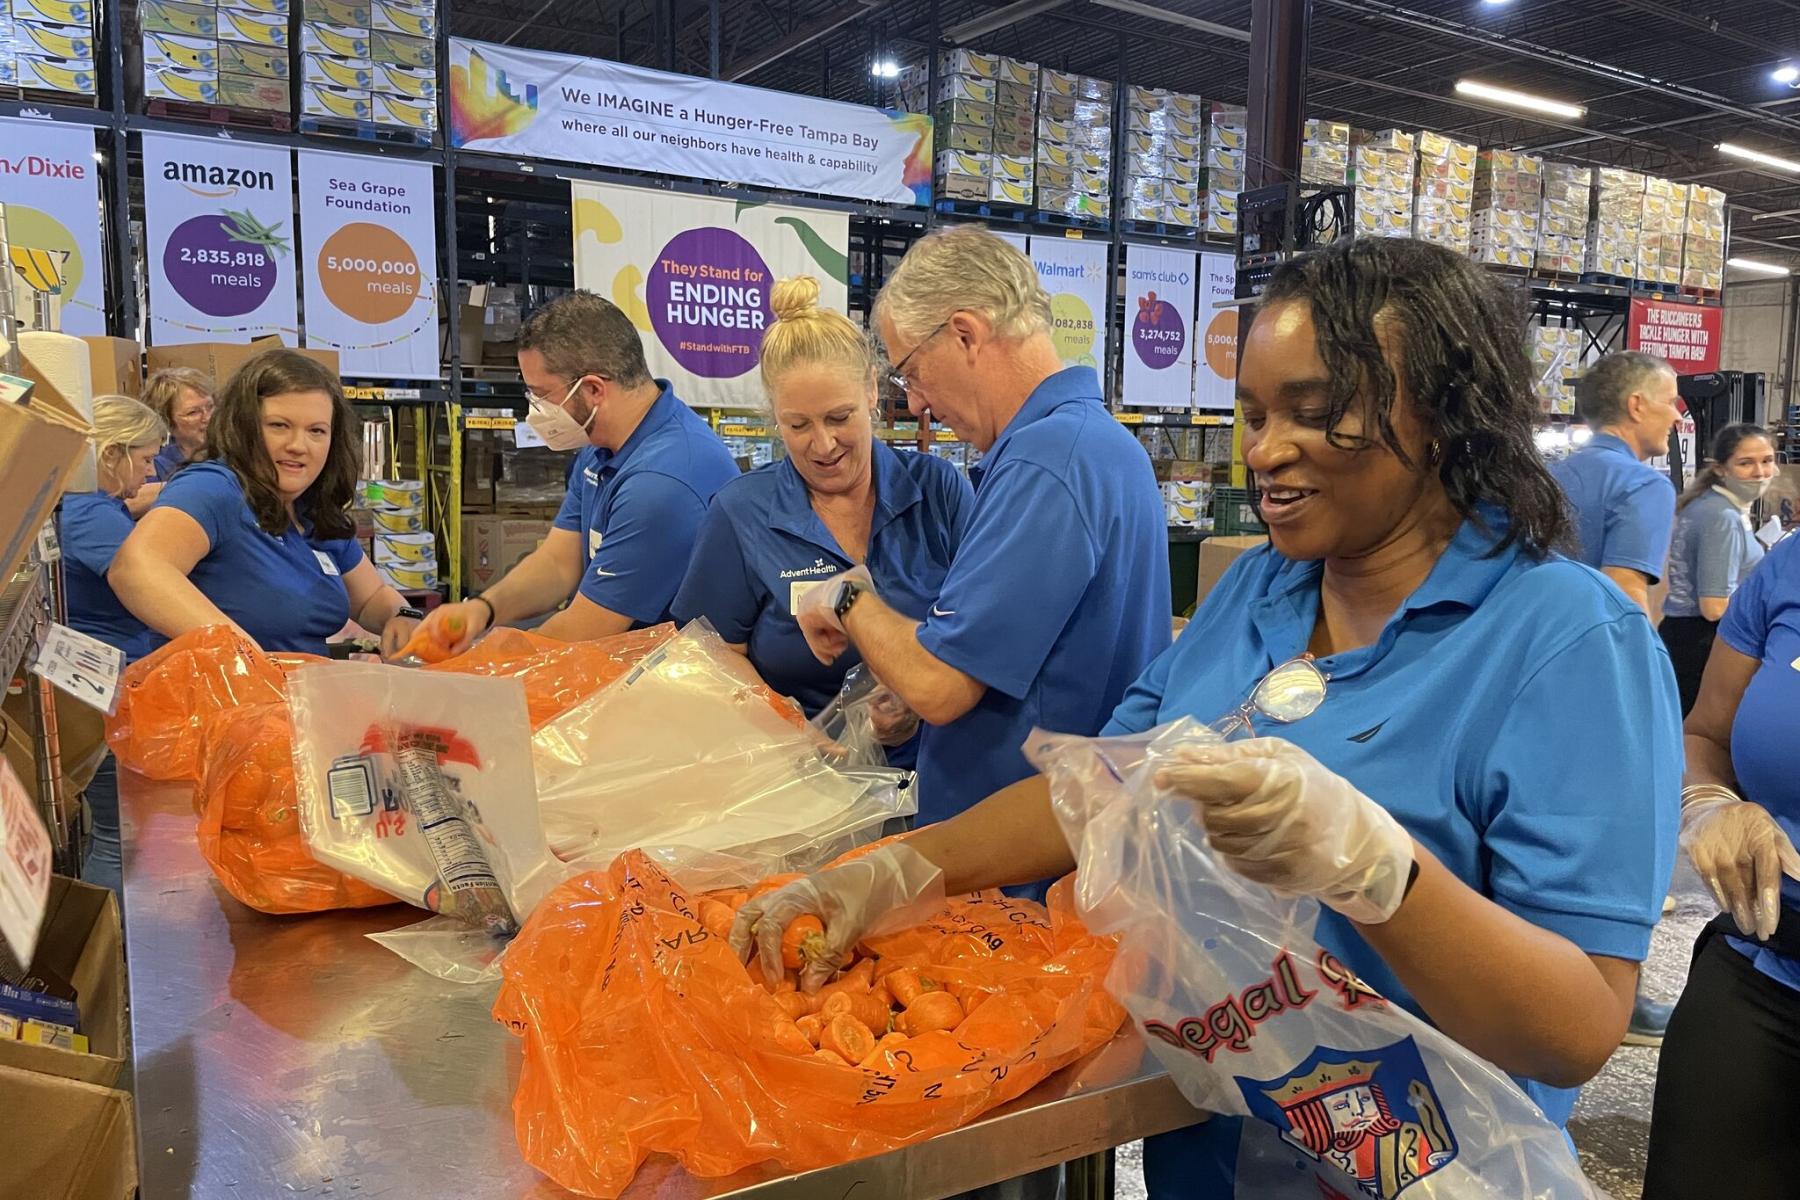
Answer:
[
  {"left": 930, "top": 605, "right": 957, "bottom": 618},
  {"left": 592, "top": 568, "right": 617, "bottom": 578},
  {"left": 1347, "top": 722, "right": 1386, "bottom": 744}
]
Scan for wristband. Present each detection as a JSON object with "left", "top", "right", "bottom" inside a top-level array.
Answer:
[{"left": 471, "top": 594, "right": 497, "bottom": 628}]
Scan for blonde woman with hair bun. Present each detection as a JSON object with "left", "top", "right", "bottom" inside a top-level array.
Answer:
[{"left": 672, "top": 275, "right": 973, "bottom": 766}]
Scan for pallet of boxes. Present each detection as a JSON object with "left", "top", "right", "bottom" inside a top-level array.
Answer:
[
  {"left": 909, "top": 50, "right": 1035, "bottom": 211},
  {"left": 1301, "top": 119, "right": 1350, "bottom": 187},
  {"left": 1349, "top": 129, "right": 1414, "bottom": 240},
  {"left": 3, "top": 0, "right": 98, "bottom": 99},
  {"left": 1586, "top": 167, "right": 1644, "bottom": 283},
  {"left": 301, "top": 0, "right": 439, "bottom": 136},
  {"left": 139, "top": 0, "right": 290, "bottom": 117},
  {"left": 1682, "top": 185, "right": 1726, "bottom": 296},
  {"left": 1412, "top": 130, "right": 1475, "bottom": 255},
  {"left": 1121, "top": 86, "right": 1204, "bottom": 234},
  {"left": 1037, "top": 69, "right": 1113, "bottom": 226},
  {"left": 1205, "top": 106, "right": 1246, "bottom": 238},
  {"left": 1536, "top": 161, "right": 1591, "bottom": 280},
  {"left": 1470, "top": 149, "right": 1540, "bottom": 271},
  {"left": 1638, "top": 175, "right": 1687, "bottom": 291}
]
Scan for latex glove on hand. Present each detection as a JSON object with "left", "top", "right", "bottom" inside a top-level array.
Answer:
[
  {"left": 393, "top": 600, "right": 492, "bottom": 662},
  {"left": 794, "top": 565, "right": 873, "bottom": 666},
  {"left": 729, "top": 842, "right": 946, "bottom": 991},
  {"left": 1682, "top": 790, "right": 1800, "bottom": 940},
  {"left": 868, "top": 683, "right": 920, "bottom": 747},
  {"left": 1156, "top": 738, "right": 1414, "bottom": 925},
  {"left": 378, "top": 614, "right": 421, "bottom": 661}
]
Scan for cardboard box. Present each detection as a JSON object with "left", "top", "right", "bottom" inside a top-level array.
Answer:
[
  {"left": 80, "top": 337, "right": 141, "bottom": 398},
  {"left": 0, "top": 1064, "right": 135, "bottom": 1199},
  {"left": 146, "top": 337, "right": 339, "bottom": 386},
  {"left": 1196, "top": 535, "right": 1267, "bottom": 608},
  {"left": 462, "top": 515, "right": 553, "bottom": 593},
  {"left": 0, "top": 353, "right": 91, "bottom": 582},
  {"left": 0, "top": 877, "right": 124, "bottom": 1087}
]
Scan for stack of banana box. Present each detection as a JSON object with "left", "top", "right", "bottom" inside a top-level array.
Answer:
[
  {"left": 1300, "top": 119, "right": 1350, "bottom": 186},
  {"left": 1120, "top": 87, "right": 1203, "bottom": 230},
  {"left": 363, "top": 479, "right": 437, "bottom": 592},
  {"left": 1036, "top": 68, "right": 1113, "bottom": 223},
  {"left": 142, "top": 0, "right": 288, "bottom": 112},
  {"left": 4, "top": 0, "right": 98, "bottom": 97},
  {"left": 1411, "top": 130, "right": 1475, "bottom": 254},
  {"left": 1204, "top": 106, "right": 1246, "bottom": 236},
  {"left": 1529, "top": 325, "right": 1583, "bottom": 416},
  {"left": 302, "top": 0, "right": 438, "bottom": 133},
  {"left": 1536, "top": 161, "right": 1590, "bottom": 275},
  {"left": 1349, "top": 128, "right": 1414, "bottom": 239},
  {"left": 1636, "top": 175, "right": 1686, "bottom": 288},
  {"left": 1470, "top": 149, "right": 1542, "bottom": 270},
  {"left": 1586, "top": 167, "right": 1645, "bottom": 279},
  {"left": 908, "top": 51, "right": 1003, "bottom": 203},
  {"left": 1681, "top": 185, "right": 1726, "bottom": 292}
]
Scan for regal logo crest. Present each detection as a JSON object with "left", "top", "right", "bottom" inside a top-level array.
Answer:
[{"left": 1237, "top": 1037, "right": 1457, "bottom": 1198}]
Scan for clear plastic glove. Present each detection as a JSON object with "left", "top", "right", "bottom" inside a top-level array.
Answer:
[
  {"left": 794, "top": 565, "right": 872, "bottom": 665},
  {"left": 1681, "top": 792, "right": 1800, "bottom": 940},
  {"left": 1155, "top": 738, "right": 1414, "bottom": 925},
  {"left": 729, "top": 842, "right": 946, "bottom": 991},
  {"left": 868, "top": 683, "right": 919, "bottom": 747}
]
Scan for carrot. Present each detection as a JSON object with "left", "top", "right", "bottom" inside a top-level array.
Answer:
[
  {"left": 839, "top": 957, "right": 877, "bottom": 990},
  {"left": 697, "top": 898, "right": 736, "bottom": 941},
  {"left": 897, "top": 991, "right": 965, "bottom": 1038},
  {"left": 858, "top": 1032, "right": 910, "bottom": 1070},
  {"left": 712, "top": 888, "right": 748, "bottom": 911},
  {"left": 812, "top": 1049, "right": 850, "bottom": 1066},
  {"left": 823, "top": 988, "right": 893, "bottom": 1037},
  {"left": 885, "top": 966, "right": 939, "bottom": 1008},
  {"left": 750, "top": 873, "right": 803, "bottom": 899},
  {"left": 774, "top": 992, "right": 813, "bottom": 1020},
  {"left": 961, "top": 989, "right": 993, "bottom": 1017},
  {"left": 771, "top": 1019, "right": 814, "bottom": 1056},
  {"left": 796, "top": 1014, "right": 825, "bottom": 1047},
  {"left": 761, "top": 969, "right": 800, "bottom": 994},
  {"left": 818, "top": 1013, "right": 876, "bottom": 1063},
  {"left": 780, "top": 915, "right": 829, "bottom": 971}
]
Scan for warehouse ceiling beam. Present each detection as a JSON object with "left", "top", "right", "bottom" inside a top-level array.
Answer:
[
  {"left": 942, "top": 0, "right": 1074, "bottom": 45},
  {"left": 726, "top": 0, "right": 886, "bottom": 80},
  {"left": 1086, "top": 0, "right": 1250, "bottom": 43},
  {"left": 1608, "top": 0, "right": 1789, "bottom": 56}
]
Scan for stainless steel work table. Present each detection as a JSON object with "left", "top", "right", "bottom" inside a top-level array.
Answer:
[{"left": 121, "top": 770, "right": 1204, "bottom": 1198}]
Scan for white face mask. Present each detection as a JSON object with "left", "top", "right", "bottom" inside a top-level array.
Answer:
[
  {"left": 1721, "top": 474, "right": 1772, "bottom": 506},
  {"left": 526, "top": 378, "right": 595, "bottom": 451}
]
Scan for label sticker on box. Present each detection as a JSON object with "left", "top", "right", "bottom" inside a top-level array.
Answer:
[
  {"left": 30, "top": 622, "right": 124, "bottom": 715},
  {"left": 0, "top": 760, "right": 50, "bottom": 966}
]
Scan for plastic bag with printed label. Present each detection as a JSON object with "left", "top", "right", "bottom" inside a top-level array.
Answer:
[
  {"left": 289, "top": 662, "right": 563, "bottom": 931},
  {"left": 493, "top": 846, "right": 1126, "bottom": 1199},
  {"left": 1027, "top": 718, "right": 1594, "bottom": 1200},
  {"left": 532, "top": 621, "right": 913, "bottom": 870}
]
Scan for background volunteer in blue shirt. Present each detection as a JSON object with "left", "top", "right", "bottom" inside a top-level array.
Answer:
[
  {"left": 63, "top": 394, "right": 166, "bottom": 892},
  {"left": 742, "top": 237, "right": 1679, "bottom": 1197},
  {"left": 129, "top": 366, "right": 214, "bottom": 516},
  {"left": 672, "top": 275, "right": 971, "bottom": 767},
  {"left": 1549, "top": 348, "right": 1683, "bottom": 1046},
  {"left": 1658, "top": 422, "right": 1776, "bottom": 714},
  {"left": 1644, "top": 530, "right": 1800, "bottom": 1198},
  {"left": 111, "top": 349, "right": 414, "bottom": 659},
  {"left": 407, "top": 292, "right": 738, "bottom": 655},
  {"left": 792, "top": 226, "right": 1169, "bottom": 834}
]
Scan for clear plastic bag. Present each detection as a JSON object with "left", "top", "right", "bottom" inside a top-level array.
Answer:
[
  {"left": 288, "top": 663, "right": 563, "bottom": 928},
  {"left": 422, "top": 624, "right": 675, "bottom": 728},
  {"left": 533, "top": 621, "right": 911, "bottom": 869},
  {"left": 1027, "top": 718, "right": 1594, "bottom": 1200}
]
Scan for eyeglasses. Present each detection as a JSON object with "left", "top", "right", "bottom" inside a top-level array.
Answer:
[
  {"left": 885, "top": 319, "right": 949, "bottom": 394},
  {"left": 1210, "top": 654, "right": 1329, "bottom": 741},
  {"left": 524, "top": 374, "right": 604, "bottom": 407}
]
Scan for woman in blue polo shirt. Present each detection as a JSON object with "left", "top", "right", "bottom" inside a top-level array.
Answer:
[
  {"left": 733, "top": 238, "right": 1679, "bottom": 1194},
  {"left": 673, "top": 276, "right": 971, "bottom": 766},
  {"left": 1644, "top": 529, "right": 1800, "bottom": 1196},
  {"left": 63, "top": 394, "right": 167, "bottom": 891},
  {"left": 111, "top": 349, "right": 414, "bottom": 658}
]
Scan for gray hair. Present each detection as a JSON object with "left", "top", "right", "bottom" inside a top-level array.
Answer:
[
  {"left": 90, "top": 394, "right": 167, "bottom": 460},
  {"left": 518, "top": 291, "right": 652, "bottom": 388},
  {"left": 874, "top": 226, "right": 1052, "bottom": 342},
  {"left": 1574, "top": 351, "right": 1676, "bottom": 427}
]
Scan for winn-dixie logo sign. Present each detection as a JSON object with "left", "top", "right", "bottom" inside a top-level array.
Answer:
[
  {"left": 162, "top": 159, "right": 280, "bottom": 194},
  {"left": 0, "top": 153, "right": 88, "bottom": 179}
]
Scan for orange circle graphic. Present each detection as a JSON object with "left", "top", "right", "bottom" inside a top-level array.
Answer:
[
  {"left": 318, "top": 223, "right": 425, "bottom": 325},
  {"left": 1205, "top": 309, "right": 1239, "bottom": 379}
]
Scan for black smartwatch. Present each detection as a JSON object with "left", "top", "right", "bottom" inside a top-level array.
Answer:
[
  {"left": 395, "top": 605, "right": 425, "bottom": 622},
  {"left": 831, "top": 579, "right": 865, "bottom": 623}
]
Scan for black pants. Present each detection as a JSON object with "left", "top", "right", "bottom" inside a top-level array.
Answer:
[
  {"left": 1644, "top": 921, "right": 1800, "bottom": 1198},
  {"left": 1658, "top": 615, "right": 1716, "bottom": 717}
]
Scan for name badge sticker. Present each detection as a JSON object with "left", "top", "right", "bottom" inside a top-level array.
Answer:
[{"left": 315, "top": 550, "right": 341, "bottom": 576}]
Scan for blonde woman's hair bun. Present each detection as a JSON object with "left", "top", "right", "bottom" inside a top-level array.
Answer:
[{"left": 770, "top": 275, "right": 822, "bottom": 323}]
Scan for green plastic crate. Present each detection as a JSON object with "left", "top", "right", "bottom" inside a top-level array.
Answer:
[{"left": 1211, "top": 486, "right": 1267, "bottom": 536}]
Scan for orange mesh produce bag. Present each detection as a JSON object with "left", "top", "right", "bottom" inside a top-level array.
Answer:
[
  {"left": 494, "top": 850, "right": 1127, "bottom": 1198},
  {"left": 424, "top": 623, "right": 676, "bottom": 729}
]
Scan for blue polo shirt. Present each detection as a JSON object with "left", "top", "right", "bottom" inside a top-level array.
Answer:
[
  {"left": 150, "top": 442, "right": 188, "bottom": 483},
  {"left": 62, "top": 492, "right": 152, "bottom": 661},
  {"left": 1664, "top": 489, "right": 1764, "bottom": 617},
  {"left": 552, "top": 382, "right": 739, "bottom": 627},
  {"left": 1718, "top": 533, "right": 1800, "bottom": 991},
  {"left": 144, "top": 462, "right": 364, "bottom": 657},
  {"left": 1102, "top": 516, "right": 1681, "bottom": 1194},
  {"left": 671, "top": 442, "right": 971, "bottom": 759},
  {"left": 914, "top": 366, "right": 1169, "bottom": 826},
  {"left": 1550, "top": 433, "right": 1676, "bottom": 581}
]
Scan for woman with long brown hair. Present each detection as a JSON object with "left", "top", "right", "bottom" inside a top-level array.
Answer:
[{"left": 111, "top": 348, "right": 414, "bottom": 657}]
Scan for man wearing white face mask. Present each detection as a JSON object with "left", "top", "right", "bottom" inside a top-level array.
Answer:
[{"left": 406, "top": 292, "right": 738, "bottom": 654}]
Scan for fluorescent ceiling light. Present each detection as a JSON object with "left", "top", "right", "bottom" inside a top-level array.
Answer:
[
  {"left": 1776, "top": 65, "right": 1800, "bottom": 85},
  {"left": 1087, "top": 0, "right": 1250, "bottom": 41},
  {"left": 869, "top": 59, "right": 899, "bottom": 79},
  {"left": 1452, "top": 79, "right": 1585, "bottom": 119},
  {"left": 1719, "top": 141, "right": 1800, "bottom": 172},
  {"left": 1727, "top": 257, "right": 1791, "bottom": 275}
]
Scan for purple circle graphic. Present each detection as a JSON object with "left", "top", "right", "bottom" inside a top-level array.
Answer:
[
  {"left": 1132, "top": 292, "right": 1187, "bottom": 370},
  {"left": 646, "top": 227, "right": 773, "bottom": 378},
  {"left": 162, "top": 214, "right": 276, "bottom": 318}
]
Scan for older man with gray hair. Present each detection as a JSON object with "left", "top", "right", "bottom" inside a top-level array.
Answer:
[{"left": 796, "top": 226, "right": 1170, "bottom": 841}]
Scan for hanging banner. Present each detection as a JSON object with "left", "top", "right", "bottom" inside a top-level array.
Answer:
[
  {"left": 571, "top": 180, "right": 849, "bottom": 407},
  {"left": 0, "top": 118, "right": 105, "bottom": 336},
  {"left": 1121, "top": 245, "right": 1197, "bottom": 408},
  {"left": 1030, "top": 237, "right": 1108, "bottom": 372},
  {"left": 449, "top": 39, "right": 932, "bottom": 207},
  {"left": 1627, "top": 297, "right": 1721, "bottom": 374},
  {"left": 1195, "top": 251, "right": 1239, "bottom": 412},
  {"left": 142, "top": 132, "right": 297, "bottom": 347},
  {"left": 297, "top": 150, "right": 438, "bottom": 379}
]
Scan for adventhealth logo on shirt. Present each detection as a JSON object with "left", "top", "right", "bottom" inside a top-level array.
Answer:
[{"left": 779, "top": 558, "right": 836, "bottom": 579}]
